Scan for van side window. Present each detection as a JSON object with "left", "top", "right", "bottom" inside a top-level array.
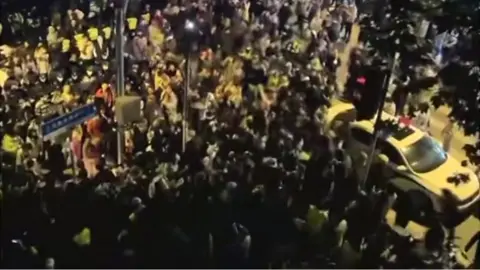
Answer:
[
  {"left": 350, "top": 127, "right": 372, "bottom": 145},
  {"left": 378, "top": 140, "right": 405, "bottom": 165}
]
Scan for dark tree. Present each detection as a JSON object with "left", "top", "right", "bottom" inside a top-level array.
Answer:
[
  {"left": 361, "top": 0, "right": 480, "bottom": 163},
  {"left": 431, "top": 0, "right": 480, "bottom": 163}
]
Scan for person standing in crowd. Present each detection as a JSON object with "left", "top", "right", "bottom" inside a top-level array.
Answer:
[
  {"left": 339, "top": 0, "right": 356, "bottom": 41},
  {"left": 82, "top": 133, "right": 101, "bottom": 179},
  {"left": 95, "top": 83, "right": 115, "bottom": 111},
  {"left": 413, "top": 102, "right": 430, "bottom": 133},
  {"left": 2, "top": 123, "right": 22, "bottom": 166},
  {"left": 71, "top": 125, "right": 83, "bottom": 168},
  {"left": 441, "top": 117, "right": 454, "bottom": 152},
  {"left": 383, "top": 92, "right": 396, "bottom": 115}
]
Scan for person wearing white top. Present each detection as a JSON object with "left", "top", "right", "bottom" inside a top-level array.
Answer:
[
  {"left": 413, "top": 103, "right": 430, "bottom": 133},
  {"left": 383, "top": 94, "right": 396, "bottom": 115}
]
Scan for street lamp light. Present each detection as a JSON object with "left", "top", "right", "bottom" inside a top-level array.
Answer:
[{"left": 185, "top": 19, "right": 196, "bottom": 31}]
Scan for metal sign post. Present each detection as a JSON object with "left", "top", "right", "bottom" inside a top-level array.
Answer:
[
  {"left": 360, "top": 53, "right": 398, "bottom": 191},
  {"left": 182, "top": 19, "right": 198, "bottom": 152},
  {"left": 182, "top": 53, "right": 191, "bottom": 152},
  {"left": 114, "top": 0, "right": 128, "bottom": 165}
]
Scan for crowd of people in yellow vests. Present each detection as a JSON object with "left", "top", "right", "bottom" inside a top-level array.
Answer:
[{"left": 0, "top": 0, "right": 301, "bottom": 180}]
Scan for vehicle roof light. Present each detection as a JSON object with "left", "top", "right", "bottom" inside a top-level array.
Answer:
[{"left": 356, "top": 76, "right": 366, "bottom": 84}]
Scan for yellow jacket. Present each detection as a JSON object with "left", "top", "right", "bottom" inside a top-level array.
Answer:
[
  {"left": 267, "top": 75, "right": 280, "bottom": 89},
  {"left": 61, "top": 39, "right": 71, "bottom": 52},
  {"left": 80, "top": 41, "right": 94, "bottom": 60},
  {"left": 160, "top": 88, "right": 178, "bottom": 112},
  {"left": 141, "top": 13, "right": 151, "bottom": 23},
  {"left": 2, "top": 134, "right": 21, "bottom": 154},
  {"left": 216, "top": 82, "right": 242, "bottom": 104},
  {"left": 154, "top": 72, "right": 170, "bottom": 91},
  {"left": 0, "top": 69, "right": 8, "bottom": 88},
  {"left": 62, "top": 85, "right": 77, "bottom": 105},
  {"left": 311, "top": 58, "right": 322, "bottom": 71},
  {"left": 88, "top": 27, "right": 99, "bottom": 41},
  {"left": 127, "top": 17, "right": 138, "bottom": 31},
  {"left": 239, "top": 47, "right": 253, "bottom": 60},
  {"left": 34, "top": 47, "right": 50, "bottom": 74},
  {"left": 103, "top": 27, "right": 112, "bottom": 39},
  {"left": 149, "top": 25, "right": 164, "bottom": 47},
  {"left": 74, "top": 33, "right": 87, "bottom": 51},
  {"left": 46, "top": 27, "right": 59, "bottom": 47}
]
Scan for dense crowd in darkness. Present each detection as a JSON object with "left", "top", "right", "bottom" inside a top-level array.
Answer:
[{"left": 0, "top": 0, "right": 478, "bottom": 268}]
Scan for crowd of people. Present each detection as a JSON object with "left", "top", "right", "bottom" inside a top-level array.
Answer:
[{"left": 0, "top": 0, "right": 478, "bottom": 268}]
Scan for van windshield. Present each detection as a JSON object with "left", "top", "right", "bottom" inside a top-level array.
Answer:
[{"left": 402, "top": 136, "right": 448, "bottom": 173}]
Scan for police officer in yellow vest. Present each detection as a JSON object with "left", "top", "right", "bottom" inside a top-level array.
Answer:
[
  {"left": 103, "top": 26, "right": 112, "bottom": 40},
  {"left": 74, "top": 32, "right": 94, "bottom": 65},
  {"left": 2, "top": 124, "right": 22, "bottom": 165},
  {"left": 88, "top": 26, "right": 109, "bottom": 61},
  {"left": 102, "top": 25, "right": 113, "bottom": 50},
  {"left": 127, "top": 17, "right": 138, "bottom": 37}
]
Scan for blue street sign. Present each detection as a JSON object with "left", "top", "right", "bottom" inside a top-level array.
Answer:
[{"left": 42, "top": 103, "right": 97, "bottom": 139}]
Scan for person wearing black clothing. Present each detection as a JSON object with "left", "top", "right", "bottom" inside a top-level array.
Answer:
[
  {"left": 327, "top": 149, "right": 357, "bottom": 226},
  {"left": 44, "top": 141, "right": 66, "bottom": 178}
]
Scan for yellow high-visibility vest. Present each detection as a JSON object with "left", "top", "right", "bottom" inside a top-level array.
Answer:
[
  {"left": 88, "top": 27, "right": 99, "bottom": 41},
  {"left": 311, "top": 58, "right": 322, "bottom": 71},
  {"left": 0, "top": 69, "right": 8, "bottom": 87},
  {"left": 61, "top": 39, "right": 71, "bottom": 52},
  {"left": 127, "top": 17, "right": 138, "bottom": 30},
  {"left": 79, "top": 41, "right": 94, "bottom": 60},
  {"left": 73, "top": 227, "right": 91, "bottom": 246},
  {"left": 149, "top": 25, "right": 164, "bottom": 46},
  {"left": 74, "top": 33, "right": 87, "bottom": 51},
  {"left": 103, "top": 27, "right": 112, "bottom": 39},
  {"left": 2, "top": 134, "right": 21, "bottom": 154},
  {"left": 141, "top": 13, "right": 151, "bottom": 23},
  {"left": 154, "top": 72, "right": 169, "bottom": 90}
]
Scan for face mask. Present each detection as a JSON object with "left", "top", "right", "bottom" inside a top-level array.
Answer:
[{"left": 166, "top": 69, "right": 176, "bottom": 76}]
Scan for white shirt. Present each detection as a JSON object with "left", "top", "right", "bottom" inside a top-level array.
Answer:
[
  {"left": 383, "top": 101, "right": 396, "bottom": 115},
  {"left": 413, "top": 111, "right": 430, "bottom": 132}
]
